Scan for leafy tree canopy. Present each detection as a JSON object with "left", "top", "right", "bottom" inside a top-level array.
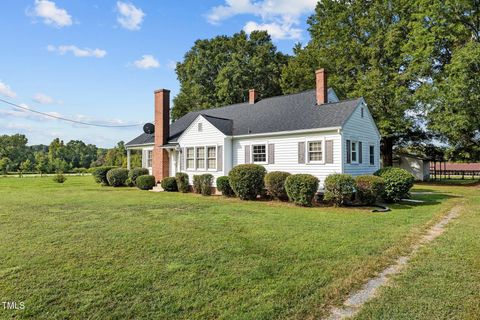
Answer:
[
  {"left": 281, "top": 0, "right": 417, "bottom": 165},
  {"left": 172, "top": 31, "right": 289, "bottom": 120}
]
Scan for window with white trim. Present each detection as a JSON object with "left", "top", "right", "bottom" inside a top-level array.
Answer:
[
  {"left": 147, "top": 150, "right": 153, "bottom": 167},
  {"left": 369, "top": 145, "right": 375, "bottom": 165},
  {"left": 308, "top": 141, "right": 323, "bottom": 163},
  {"left": 186, "top": 147, "right": 194, "bottom": 169},
  {"left": 198, "top": 122, "right": 203, "bottom": 132},
  {"left": 351, "top": 141, "right": 358, "bottom": 163},
  {"left": 207, "top": 146, "right": 216, "bottom": 170},
  {"left": 252, "top": 144, "right": 266, "bottom": 163},
  {"left": 196, "top": 147, "right": 205, "bottom": 169}
]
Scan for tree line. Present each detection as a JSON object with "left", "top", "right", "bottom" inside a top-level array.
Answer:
[
  {"left": 172, "top": 1, "right": 480, "bottom": 164},
  {"left": 0, "top": 134, "right": 141, "bottom": 175}
]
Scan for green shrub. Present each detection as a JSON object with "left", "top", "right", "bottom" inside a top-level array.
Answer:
[
  {"left": 192, "top": 175, "right": 202, "bottom": 194},
  {"left": 128, "top": 168, "right": 149, "bottom": 185},
  {"left": 175, "top": 172, "right": 190, "bottom": 193},
  {"left": 323, "top": 174, "right": 355, "bottom": 206},
  {"left": 106, "top": 168, "right": 129, "bottom": 187},
  {"left": 285, "top": 174, "right": 319, "bottom": 206},
  {"left": 264, "top": 171, "right": 291, "bottom": 200},
  {"left": 52, "top": 173, "right": 67, "bottom": 183},
  {"left": 216, "top": 176, "right": 235, "bottom": 197},
  {"left": 198, "top": 174, "right": 213, "bottom": 196},
  {"left": 355, "top": 175, "right": 385, "bottom": 205},
  {"left": 228, "top": 164, "right": 266, "bottom": 200},
  {"left": 136, "top": 175, "right": 156, "bottom": 190},
  {"left": 125, "top": 178, "right": 134, "bottom": 187},
  {"left": 374, "top": 167, "right": 415, "bottom": 202},
  {"left": 92, "top": 166, "right": 117, "bottom": 185},
  {"left": 161, "top": 177, "right": 178, "bottom": 192}
]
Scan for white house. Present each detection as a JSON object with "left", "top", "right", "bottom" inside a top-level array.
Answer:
[{"left": 125, "top": 69, "right": 381, "bottom": 189}]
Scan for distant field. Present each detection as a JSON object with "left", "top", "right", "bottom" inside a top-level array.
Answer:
[{"left": 0, "top": 176, "right": 474, "bottom": 319}]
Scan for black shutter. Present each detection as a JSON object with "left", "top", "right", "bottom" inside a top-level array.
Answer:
[
  {"left": 359, "top": 142, "right": 363, "bottom": 164},
  {"left": 346, "top": 140, "right": 351, "bottom": 164}
]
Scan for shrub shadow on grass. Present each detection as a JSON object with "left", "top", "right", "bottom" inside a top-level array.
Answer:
[{"left": 390, "top": 192, "right": 459, "bottom": 210}]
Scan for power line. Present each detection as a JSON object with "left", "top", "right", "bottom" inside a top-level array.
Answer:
[{"left": 0, "top": 98, "right": 143, "bottom": 128}]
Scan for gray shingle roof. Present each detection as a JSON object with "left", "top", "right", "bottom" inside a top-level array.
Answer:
[{"left": 126, "top": 90, "right": 362, "bottom": 147}]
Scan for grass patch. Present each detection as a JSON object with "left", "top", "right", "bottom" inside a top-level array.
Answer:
[
  {"left": 353, "top": 185, "right": 480, "bottom": 319},
  {"left": 0, "top": 176, "right": 462, "bottom": 319}
]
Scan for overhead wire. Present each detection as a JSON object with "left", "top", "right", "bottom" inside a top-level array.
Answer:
[{"left": 0, "top": 98, "right": 143, "bottom": 128}]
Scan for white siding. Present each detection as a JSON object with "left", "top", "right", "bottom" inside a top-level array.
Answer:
[
  {"left": 342, "top": 102, "right": 381, "bottom": 176},
  {"left": 141, "top": 146, "right": 153, "bottom": 175},
  {"left": 232, "top": 130, "right": 342, "bottom": 187},
  {"left": 177, "top": 115, "right": 227, "bottom": 186}
]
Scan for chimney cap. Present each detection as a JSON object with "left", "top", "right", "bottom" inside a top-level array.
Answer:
[{"left": 154, "top": 88, "right": 171, "bottom": 94}]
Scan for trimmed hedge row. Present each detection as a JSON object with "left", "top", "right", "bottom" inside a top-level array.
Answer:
[{"left": 91, "top": 164, "right": 413, "bottom": 206}]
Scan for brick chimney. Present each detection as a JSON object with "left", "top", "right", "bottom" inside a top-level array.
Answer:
[
  {"left": 152, "top": 89, "right": 170, "bottom": 183},
  {"left": 249, "top": 89, "right": 257, "bottom": 104},
  {"left": 316, "top": 69, "right": 328, "bottom": 105}
]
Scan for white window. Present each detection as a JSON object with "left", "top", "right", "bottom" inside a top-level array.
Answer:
[
  {"left": 198, "top": 122, "right": 203, "bottom": 132},
  {"left": 207, "top": 146, "right": 216, "bottom": 170},
  {"left": 369, "top": 145, "right": 375, "bottom": 165},
  {"left": 147, "top": 150, "right": 153, "bottom": 167},
  {"left": 252, "top": 144, "right": 266, "bottom": 163},
  {"left": 308, "top": 141, "right": 323, "bottom": 163},
  {"left": 186, "top": 147, "right": 194, "bottom": 170},
  {"left": 351, "top": 141, "right": 358, "bottom": 163},
  {"left": 196, "top": 147, "right": 205, "bottom": 169}
]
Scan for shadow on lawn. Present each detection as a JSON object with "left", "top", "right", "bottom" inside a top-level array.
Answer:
[{"left": 390, "top": 191, "right": 459, "bottom": 210}]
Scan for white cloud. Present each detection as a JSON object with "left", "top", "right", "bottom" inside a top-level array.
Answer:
[
  {"left": 116, "top": 1, "right": 145, "bottom": 30},
  {"left": 0, "top": 81, "right": 17, "bottom": 98},
  {"left": 206, "top": 0, "right": 317, "bottom": 40},
  {"left": 47, "top": 45, "right": 107, "bottom": 58},
  {"left": 243, "top": 21, "right": 302, "bottom": 40},
  {"left": 32, "top": 93, "right": 55, "bottom": 104},
  {"left": 133, "top": 55, "right": 160, "bottom": 69},
  {"left": 30, "top": 0, "right": 73, "bottom": 28}
]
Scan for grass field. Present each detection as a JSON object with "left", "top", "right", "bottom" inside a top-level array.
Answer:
[
  {"left": 0, "top": 176, "right": 475, "bottom": 319},
  {"left": 353, "top": 184, "right": 480, "bottom": 320}
]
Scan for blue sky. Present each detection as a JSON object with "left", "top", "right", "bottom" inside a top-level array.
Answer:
[{"left": 0, "top": 0, "right": 316, "bottom": 147}]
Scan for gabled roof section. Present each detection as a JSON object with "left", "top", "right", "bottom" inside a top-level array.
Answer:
[
  {"left": 126, "top": 89, "right": 363, "bottom": 146},
  {"left": 201, "top": 114, "right": 233, "bottom": 136},
  {"left": 125, "top": 133, "right": 154, "bottom": 147}
]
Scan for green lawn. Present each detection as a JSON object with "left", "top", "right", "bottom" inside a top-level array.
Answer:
[
  {"left": 353, "top": 184, "right": 480, "bottom": 320},
  {"left": 0, "top": 176, "right": 468, "bottom": 319}
]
